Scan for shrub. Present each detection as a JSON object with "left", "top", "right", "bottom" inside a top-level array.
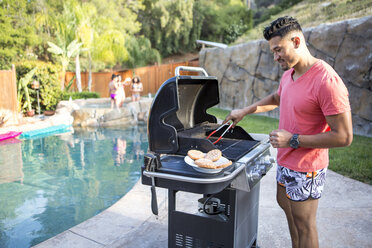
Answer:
[
  {"left": 62, "top": 91, "right": 100, "bottom": 100},
  {"left": 253, "top": 0, "right": 304, "bottom": 25},
  {"left": 15, "top": 60, "right": 62, "bottom": 113}
]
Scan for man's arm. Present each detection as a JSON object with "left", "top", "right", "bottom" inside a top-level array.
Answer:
[
  {"left": 224, "top": 92, "right": 280, "bottom": 127},
  {"left": 270, "top": 111, "right": 353, "bottom": 148}
]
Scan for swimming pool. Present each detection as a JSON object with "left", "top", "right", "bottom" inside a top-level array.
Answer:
[{"left": 0, "top": 126, "right": 148, "bottom": 248}]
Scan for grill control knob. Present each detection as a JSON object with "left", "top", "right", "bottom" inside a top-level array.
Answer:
[
  {"left": 269, "top": 156, "right": 276, "bottom": 163},
  {"left": 251, "top": 171, "right": 262, "bottom": 180},
  {"left": 256, "top": 155, "right": 276, "bottom": 176},
  {"left": 247, "top": 170, "right": 262, "bottom": 181},
  {"left": 259, "top": 155, "right": 276, "bottom": 165},
  {"left": 259, "top": 165, "right": 268, "bottom": 175}
]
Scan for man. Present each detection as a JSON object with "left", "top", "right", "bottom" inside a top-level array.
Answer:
[{"left": 224, "top": 16, "right": 353, "bottom": 248}]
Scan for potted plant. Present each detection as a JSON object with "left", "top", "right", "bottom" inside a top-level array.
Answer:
[
  {"left": 44, "top": 108, "right": 56, "bottom": 116},
  {"left": 26, "top": 109, "right": 35, "bottom": 117},
  {"left": 17, "top": 68, "right": 37, "bottom": 117},
  {"left": 43, "top": 91, "right": 60, "bottom": 116}
]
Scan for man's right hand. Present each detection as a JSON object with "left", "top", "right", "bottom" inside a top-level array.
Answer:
[
  {"left": 224, "top": 108, "right": 247, "bottom": 127},
  {"left": 223, "top": 93, "right": 280, "bottom": 127}
]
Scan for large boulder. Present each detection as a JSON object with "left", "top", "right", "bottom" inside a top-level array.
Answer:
[
  {"left": 67, "top": 98, "right": 152, "bottom": 128},
  {"left": 199, "top": 16, "right": 372, "bottom": 137},
  {"left": 72, "top": 109, "right": 96, "bottom": 126}
]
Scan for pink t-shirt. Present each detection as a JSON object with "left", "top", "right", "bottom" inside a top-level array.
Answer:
[{"left": 277, "top": 60, "right": 351, "bottom": 172}]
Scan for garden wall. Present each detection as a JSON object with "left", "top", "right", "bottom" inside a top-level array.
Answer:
[{"left": 199, "top": 15, "right": 372, "bottom": 137}]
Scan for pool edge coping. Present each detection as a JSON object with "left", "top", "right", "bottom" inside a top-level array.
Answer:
[{"left": 32, "top": 179, "right": 169, "bottom": 247}]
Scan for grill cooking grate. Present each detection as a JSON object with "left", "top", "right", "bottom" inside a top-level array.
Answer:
[
  {"left": 176, "top": 123, "right": 259, "bottom": 162},
  {"left": 213, "top": 139, "right": 260, "bottom": 161}
]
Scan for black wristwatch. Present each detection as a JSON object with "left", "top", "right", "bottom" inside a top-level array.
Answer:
[{"left": 290, "top": 134, "right": 300, "bottom": 149}]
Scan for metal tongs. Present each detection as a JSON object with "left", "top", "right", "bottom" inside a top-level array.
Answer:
[
  {"left": 206, "top": 121, "right": 234, "bottom": 145},
  {"left": 144, "top": 153, "right": 160, "bottom": 215}
]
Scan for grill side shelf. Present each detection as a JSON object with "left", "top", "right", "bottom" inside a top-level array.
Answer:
[
  {"left": 142, "top": 164, "right": 245, "bottom": 184},
  {"left": 142, "top": 143, "right": 270, "bottom": 184}
]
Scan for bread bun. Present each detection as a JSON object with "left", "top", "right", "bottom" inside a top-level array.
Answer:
[
  {"left": 205, "top": 149, "right": 222, "bottom": 162},
  {"left": 194, "top": 158, "right": 217, "bottom": 168},
  {"left": 214, "top": 159, "right": 232, "bottom": 168},
  {"left": 187, "top": 149, "right": 205, "bottom": 160}
]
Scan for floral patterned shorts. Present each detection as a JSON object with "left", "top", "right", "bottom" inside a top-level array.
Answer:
[{"left": 276, "top": 165, "right": 327, "bottom": 201}]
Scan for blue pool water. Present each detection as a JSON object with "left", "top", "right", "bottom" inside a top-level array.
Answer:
[{"left": 0, "top": 126, "right": 148, "bottom": 248}]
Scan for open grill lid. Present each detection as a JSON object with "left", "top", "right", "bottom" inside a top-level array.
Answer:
[{"left": 148, "top": 67, "right": 219, "bottom": 154}]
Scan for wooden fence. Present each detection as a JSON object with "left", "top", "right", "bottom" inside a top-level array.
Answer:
[
  {"left": 0, "top": 65, "right": 18, "bottom": 126},
  {"left": 65, "top": 60, "right": 199, "bottom": 98},
  {"left": 0, "top": 60, "right": 198, "bottom": 127}
]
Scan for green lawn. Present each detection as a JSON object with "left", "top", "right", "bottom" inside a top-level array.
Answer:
[
  {"left": 235, "top": 0, "right": 372, "bottom": 44},
  {"left": 207, "top": 108, "right": 372, "bottom": 185}
]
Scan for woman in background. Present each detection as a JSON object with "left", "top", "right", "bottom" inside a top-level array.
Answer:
[
  {"left": 131, "top": 76, "right": 143, "bottom": 102},
  {"left": 118, "top": 75, "right": 131, "bottom": 107},
  {"left": 108, "top": 74, "right": 120, "bottom": 109}
]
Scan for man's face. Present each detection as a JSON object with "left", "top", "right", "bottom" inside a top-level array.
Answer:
[{"left": 269, "top": 35, "right": 298, "bottom": 71}]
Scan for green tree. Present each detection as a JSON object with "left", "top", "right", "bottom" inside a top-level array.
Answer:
[
  {"left": 31, "top": 0, "right": 63, "bottom": 61},
  {"left": 87, "top": 0, "right": 150, "bottom": 69},
  {"left": 68, "top": 0, "right": 159, "bottom": 71},
  {"left": 140, "top": 0, "right": 196, "bottom": 57},
  {"left": 0, "top": 0, "right": 39, "bottom": 69},
  {"left": 124, "top": 36, "right": 161, "bottom": 68},
  {"left": 0, "top": 0, "right": 255, "bottom": 71},
  {"left": 74, "top": 2, "right": 96, "bottom": 91},
  {"left": 47, "top": 40, "right": 82, "bottom": 90},
  {"left": 139, "top": 0, "right": 253, "bottom": 57},
  {"left": 197, "top": 0, "right": 253, "bottom": 44}
]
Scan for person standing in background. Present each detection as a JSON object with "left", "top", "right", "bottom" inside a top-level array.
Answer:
[
  {"left": 109, "top": 74, "right": 120, "bottom": 109},
  {"left": 117, "top": 75, "right": 131, "bottom": 107},
  {"left": 131, "top": 76, "right": 143, "bottom": 102}
]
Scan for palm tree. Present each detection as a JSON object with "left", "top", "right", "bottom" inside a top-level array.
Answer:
[
  {"left": 75, "top": 2, "right": 96, "bottom": 92},
  {"left": 47, "top": 40, "right": 83, "bottom": 90},
  {"left": 47, "top": 0, "right": 80, "bottom": 90}
]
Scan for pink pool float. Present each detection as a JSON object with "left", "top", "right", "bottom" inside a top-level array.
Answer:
[{"left": 0, "top": 131, "right": 22, "bottom": 141}]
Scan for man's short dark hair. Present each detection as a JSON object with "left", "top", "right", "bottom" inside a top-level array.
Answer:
[{"left": 263, "top": 16, "right": 302, "bottom": 41}]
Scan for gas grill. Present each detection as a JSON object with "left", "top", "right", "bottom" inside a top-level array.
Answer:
[{"left": 141, "top": 66, "right": 275, "bottom": 248}]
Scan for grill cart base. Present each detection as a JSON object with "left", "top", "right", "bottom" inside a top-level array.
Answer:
[{"left": 168, "top": 183, "right": 261, "bottom": 248}]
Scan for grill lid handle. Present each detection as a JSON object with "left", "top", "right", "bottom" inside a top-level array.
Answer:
[{"left": 175, "top": 66, "right": 208, "bottom": 77}]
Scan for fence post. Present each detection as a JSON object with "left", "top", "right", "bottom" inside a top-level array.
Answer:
[{"left": 12, "top": 64, "right": 19, "bottom": 124}]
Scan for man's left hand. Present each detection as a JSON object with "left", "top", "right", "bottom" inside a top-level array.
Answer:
[{"left": 269, "top": 129, "right": 292, "bottom": 148}]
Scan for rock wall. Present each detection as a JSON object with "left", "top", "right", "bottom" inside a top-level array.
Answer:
[
  {"left": 199, "top": 16, "right": 372, "bottom": 137},
  {"left": 57, "top": 98, "right": 152, "bottom": 127}
]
